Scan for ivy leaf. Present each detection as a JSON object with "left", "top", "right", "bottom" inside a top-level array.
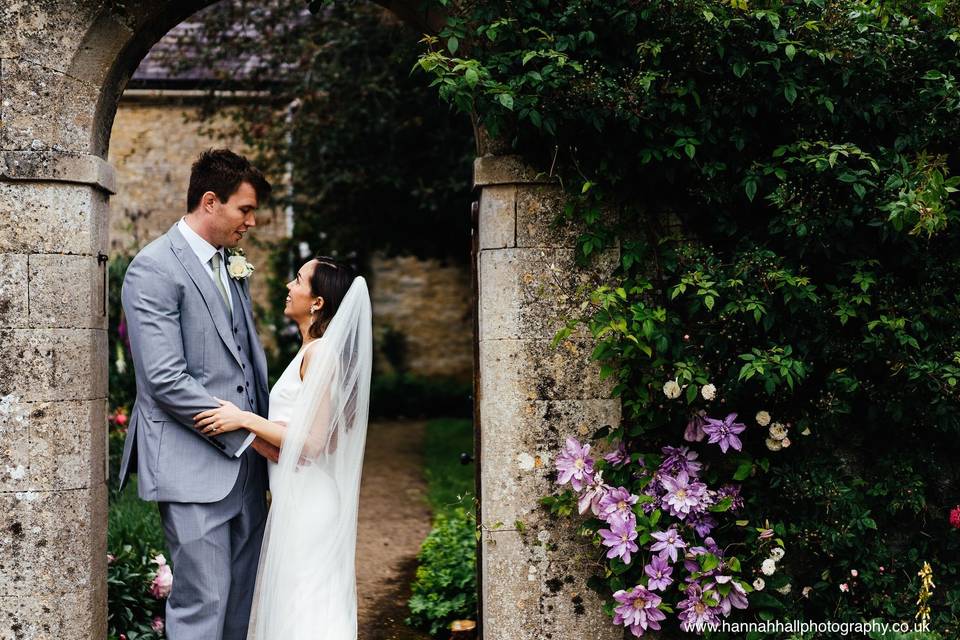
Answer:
[
  {"left": 733, "top": 62, "right": 747, "bottom": 78},
  {"left": 784, "top": 83, "right": 798, "bottom": 104},
  {"left": 745, "top": 177, "right": 758, "bottom": 202},
  {"left": 497, "top": 93, "right": 514, "bottom": 110},
  {"left": 785, "top": 43, "right": 796, "bottom": 61},
  {"left": 733, "top": 461, "right": 753, "bottom": 481},
  {"left": 447, "top": 36, "right": 459, "bottom": 54},
  {"left": 464, "top": 68, "right": 479, "bottom": 88}
]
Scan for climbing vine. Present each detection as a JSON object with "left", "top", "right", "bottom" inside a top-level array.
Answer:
[{"left": 411, "top": 0, "right": 960, "bottom": 636}]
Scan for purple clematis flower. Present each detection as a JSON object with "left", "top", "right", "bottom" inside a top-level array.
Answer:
[
  {"left": 599, "top": 487, "right": 639, "bottom": 526},
  {"left": 713, "top": 575, "right": 749, "bottom": 616},
  {"left": 683, "top": 410, "right": 708, "bottom": 443},
  {"left": 660, "top": 470, "right": 708, "bottom": 519},
  {"left": 678, "top": 582, "right": 722, "bottom": 631},
  {"left": 577, "top": 472, "right": 609, "bottom": 516},
  {"left": 650, "top": 527, "right": 687, "bottom": 563},
  {"left": 604, "top": 441, "right": 629, "bottom": 466},
  {"left": 702, "top": 413, "right": 747, "bottom": 453},
  {"left": 600, "top": 518, "right": 639, "bottom": 565},
  {"left": 644, "top": 555, "right": 674, "bottom": 591},
  {"left": 555, "top": 437, "right": 595, "bottom": 491},
  {"left": 660, "top": 445, "right": 703, "bottom": 477},
  {"left": 716, "top": 484, "right": 744, "bottom": 512},
  {"left": 612, "top": 586, "right": 666, "bottom": 637},
  {"left": 687, "top": 512, "right": 718, "bottom": 537}
]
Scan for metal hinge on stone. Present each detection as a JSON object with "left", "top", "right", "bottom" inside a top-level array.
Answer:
[{"left": 98, "top": 252, "right": 109, "bottom": 316}]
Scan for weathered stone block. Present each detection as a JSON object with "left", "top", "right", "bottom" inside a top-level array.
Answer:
[
  {"left": 29, "top": 254, "right": 106, "bottom": 329},
  {"left": 478, "top": 338, "right": 614, "bottom": 403},
  {"left": 0, "top": 57, "right": 99, "bottom": 153},
  {"left": 0, "top": 483, "right": 107, "bottom": 596},
  {"left": 473, "top": 155, "right": 558, "bottom": 187},
  {"left": 481, "top": 524, "right": 620, "bottom": 640},
  {"left": 0, "top": 182, "right": 107, "bottom": 255},
  {"left": 480, "top": 398, "right": 621, "bottom": 525},
  {"left": 0, "top": 329, "right": 107, "bottom": 402},
  {"left": 0, "top": 1, "right": 105, "bottom": 75},
  {"left": 0, "top": 590, "right": 105, "bottom": 640},
  {"left": 0, "top": 151, "right": 117, "bottom": 194},
  {"left": 479, "top": 247, "right": 617, "bottom": 341},
  {"left": 478, "top": 185, "right": 516, "bottom": 249},
  {"left": 516, "top": 184, "right": 581, "bottom": 248},
  {"left": 0, "top": 254, "right": 28, "bottom": 328}
]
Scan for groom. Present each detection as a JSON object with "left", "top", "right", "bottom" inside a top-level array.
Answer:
[{"left": 119, "top": 149, "right": 277, "bottom": 639}]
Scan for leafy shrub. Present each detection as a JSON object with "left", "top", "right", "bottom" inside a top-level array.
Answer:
[
  {"left": 406, "top": 508, "right": 478, "bottom": 637},
  {"left": 107, "top": 544, "right": 168, "bottom": 640},
  {"left": 415, "top": 0, "right": 960, "bottom": 635}
]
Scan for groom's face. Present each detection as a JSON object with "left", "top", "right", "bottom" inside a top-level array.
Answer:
[{"left": 210, "top": 181, "right": 259, "bottom": 248}]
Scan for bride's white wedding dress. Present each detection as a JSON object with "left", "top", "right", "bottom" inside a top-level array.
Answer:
[{"left": 248, "top": 278, "right": 372, "bottom": 640}]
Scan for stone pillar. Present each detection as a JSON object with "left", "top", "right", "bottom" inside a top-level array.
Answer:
[
  {"left": 0, "top": 153, "right": 113, "bottom": 638},
  {"left": 475, "top": 156, "right": 621, "bottom": 640}
]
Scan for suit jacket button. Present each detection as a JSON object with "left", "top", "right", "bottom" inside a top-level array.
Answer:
[{"left": 236, "top": 385, "right": 244, "bottom": 393}]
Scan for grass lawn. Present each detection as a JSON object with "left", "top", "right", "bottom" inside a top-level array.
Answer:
[{"left": 422, "top": 418, "right": 475, "bottom": 517}]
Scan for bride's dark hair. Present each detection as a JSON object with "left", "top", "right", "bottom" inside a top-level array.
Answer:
[{"left": 308, "top": 256, "right": 356, "bottom": 339}]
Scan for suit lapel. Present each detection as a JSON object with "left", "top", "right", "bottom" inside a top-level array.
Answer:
[
  {"left": 167, "top": 225, "right": 243, "bottom": 368},
  {"left": 230, "top": 276, "right": 271, "bottom": 411}
]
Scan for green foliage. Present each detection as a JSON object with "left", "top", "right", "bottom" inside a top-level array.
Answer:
[
  {"left": 406, "top": 508, "right": 478, "bottom": 636},
  {"left": 415, "top": 0, "right": 960, "bottom": 633},
  {"left": 423, "top": 418, "right": 475, "bottom": 515},
  {"left": 108, "top": 477, "right": 167, "bottom": 639},
  {"left": 107, "top": 544, "right": 166, "bottom": 640}
]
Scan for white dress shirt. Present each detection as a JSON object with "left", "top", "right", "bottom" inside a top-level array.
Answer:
[{"left": 177, "top": 217, "right": 255, "bottom": 457}]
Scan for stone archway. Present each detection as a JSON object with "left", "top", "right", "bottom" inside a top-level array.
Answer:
[{"left": 0, "top": 3, "right": 618, "bottom": 639}]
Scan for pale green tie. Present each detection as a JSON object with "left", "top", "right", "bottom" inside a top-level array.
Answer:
[{"left": 209, "top": 252, "right": 231, "bottom": 314}]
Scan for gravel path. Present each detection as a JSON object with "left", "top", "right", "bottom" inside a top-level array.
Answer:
[{"left": 356, "top": 421, "right": 434, "bottom": 640}]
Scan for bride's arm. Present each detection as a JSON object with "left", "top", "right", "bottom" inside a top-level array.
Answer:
[{"left": 193, "top": 402, "right": 288, "bottom": 449}]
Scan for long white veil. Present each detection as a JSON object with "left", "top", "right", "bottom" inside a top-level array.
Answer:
[{"left": 248, "top": 276, "right": 372, "bottom": 640}]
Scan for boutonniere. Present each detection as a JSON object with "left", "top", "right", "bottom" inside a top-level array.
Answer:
[{"left": 227, "top": 248, "right": 255, "bottom": 280}]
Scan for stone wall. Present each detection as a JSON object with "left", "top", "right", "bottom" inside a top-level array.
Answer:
[
  {"left": 475, "top": 157, "right": 622, "bottom": 640},
  {"left": 109, "top": 98, "right": 473, "bottom": 380}
]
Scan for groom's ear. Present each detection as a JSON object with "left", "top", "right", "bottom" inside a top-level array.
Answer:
[{"left": 200, "top": 190, "right": 220, "bottom": 213}]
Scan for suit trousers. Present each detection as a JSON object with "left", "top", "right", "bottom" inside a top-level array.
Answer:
[{"left": 158, "top": 447, "right": 268, "bottom": 640}]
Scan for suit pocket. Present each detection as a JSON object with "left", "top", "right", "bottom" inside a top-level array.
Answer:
[{"left": 149, "top": 407, "right": 171, "bottom": 421}]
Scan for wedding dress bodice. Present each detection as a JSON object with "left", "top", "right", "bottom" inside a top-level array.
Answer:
[{"left": 266, "top": 340, "right": 319, "bottom": 485}]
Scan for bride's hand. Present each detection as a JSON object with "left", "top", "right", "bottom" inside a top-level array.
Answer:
[{"left": 194, "top": 399, "right": 248, "bottom": 436}]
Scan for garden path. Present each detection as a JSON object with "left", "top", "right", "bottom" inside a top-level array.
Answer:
[{"left": 356, "top": 421, "right": 433, "bottom": 640}]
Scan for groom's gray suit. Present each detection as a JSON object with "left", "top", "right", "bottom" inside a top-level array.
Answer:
[{"left": 119, "top": 222, "right": 270, "bottom": 640}]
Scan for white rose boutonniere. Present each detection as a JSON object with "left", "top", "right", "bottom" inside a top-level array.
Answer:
[{"left": 227, "top": 249, "right": 255, "bottom": 280}]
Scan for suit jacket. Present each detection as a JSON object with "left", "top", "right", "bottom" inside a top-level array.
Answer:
[{"left": 118, "top": 223, "right": 270, "bottom": 503}]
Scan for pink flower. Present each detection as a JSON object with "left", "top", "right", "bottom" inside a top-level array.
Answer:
[
  {"left": 114, "top": 412, "right": 128, "bottom": 426},
  {"left": 150, "top": 563, "right": 173, "bottom": 599},
  {"left": 850, "top": 569, "right": 858, "bottom": 577},
  {"left": 839, "top": 583, "right": 849, "bottom": 592},
  {"left": 107, "top": 553, "right": 115, "bottom": 564},
  {"left": 554, "top": 437, "right": 595, "bottom": 492},
  {"left": 950, "top": 506, "right": 960, "bottom": 529},
  {"left": 151, "top": 617, "right": 165, "bottom": 633}
]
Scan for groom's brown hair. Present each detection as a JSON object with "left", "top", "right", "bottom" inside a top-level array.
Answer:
[{"left": 187, "top": 148, "right": 272, "bottom": 212}]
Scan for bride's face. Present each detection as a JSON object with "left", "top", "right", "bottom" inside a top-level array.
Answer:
[{"left": 284, "top": 259, "right": 320, "bottom": 322}]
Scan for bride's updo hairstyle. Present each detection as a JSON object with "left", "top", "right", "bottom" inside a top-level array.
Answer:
[{"left": 308, "top": 256, "right": 355, "bottom": 339}]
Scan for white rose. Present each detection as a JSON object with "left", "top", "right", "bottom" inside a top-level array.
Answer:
[
  {"left": 227, "top": 255, "right": 254, "bottom": 279},
  {"left": 765, "top": 437, "right": 782, "bottom": 452},
  {"left": 769, "top": 547, "right": 785, "bottom": 561},
  {"left": 768, "top": 422, "right": 788, "bottom": 441},
  {"left": 802, "top": 586, "right": 812, "bottom": 598},
  {"left": 776, "top": 583, "right": 792, "bottom": 595},
  {"left": 662, "top": 379, "right": 682, "bottom": 400},
  {"left": 755, "top": 411, "right": 771, "bottom": 426},
  {"left": 701, "top": 383, "right": 717, "bottom": 401},
  {"left": 752, "top": 578, "right": 765, "bottom": 591},
  {"left": 761, "top": 558, "right": 777, "bottom": 576}
]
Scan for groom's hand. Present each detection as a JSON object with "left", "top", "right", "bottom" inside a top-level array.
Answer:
[{"left": 251, "top": 436, "right": 280, "bottom": 463}]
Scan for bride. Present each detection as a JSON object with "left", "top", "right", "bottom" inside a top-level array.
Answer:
[{"left": 193, "top": 256, "right": 372, "bottom": 640}]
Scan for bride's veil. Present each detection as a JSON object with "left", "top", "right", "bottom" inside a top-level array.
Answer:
[{"left": 248, "top": 276, "right": 372, "bottom": 640}]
